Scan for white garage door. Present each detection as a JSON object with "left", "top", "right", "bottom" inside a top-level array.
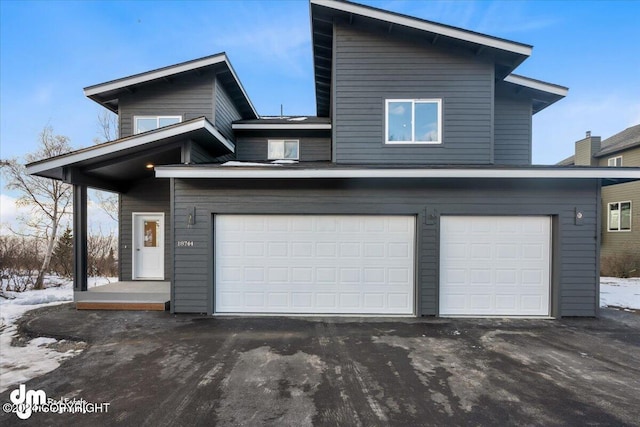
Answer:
[
  {"left": 440, "top": 216, "right": 551, "bottom": 317},
  {"left": 215, "top": 215, "right": 415, "bottom": 315}
]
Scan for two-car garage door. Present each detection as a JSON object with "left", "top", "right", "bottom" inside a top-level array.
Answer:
[
  {"left": 215, "top": 215, "right": 415, "bottom": 315},
  {"left": 214, "top": 214, "right": 551, "bottom": 317}
]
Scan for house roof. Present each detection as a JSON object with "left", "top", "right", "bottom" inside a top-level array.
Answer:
[
  {"left": 594, "top": 124, "right": 640, "bottom": 157},
  {"left": 557, "top": 124, "right": 640, "bottom": 165},
  {"left": 310, "top": 0, "right": 544, "bottom": 117},
  {"left": 232, "top": 116, "right": 332, "bottom": 130},
  {"left": 83, "top": 53, "right": 258, "bottom": 119},
  {"left": 155, "top": 162, "right": 640, "bottom": 186},
  {"left": 26, "top": 117, "right": 234, "bottom": 191}
]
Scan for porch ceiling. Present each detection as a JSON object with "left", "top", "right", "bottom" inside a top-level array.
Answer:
[{"left": 26, "top": 117, "right": 233, "bottom": 193}]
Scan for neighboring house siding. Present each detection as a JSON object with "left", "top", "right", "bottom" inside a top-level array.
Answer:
[
  {"left": 118, "top": 72, "right": 215, "bottom": 138},
  {"left": 215, "top": 78, "right": 242, "bottom": 140},
  {"left": 172, "top": 178, "right": 598, "bottom": 316},
  {"left": 120, "top": 178, "right": 171, "bottom": 281},
  {"left": 333, "top": 23, "right": 494, "bottom": 164},
  {"left": 493, "top": 90, "right": 531, "bottom": 165},
  {"left": 236, "top": 136, "right": 331, "bottom": 162},
  {"left": 597, "top": 146, "right": 640, "bottom": 262}
]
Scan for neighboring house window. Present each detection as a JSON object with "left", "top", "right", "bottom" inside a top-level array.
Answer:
[
  {"left": 134, "top": 116, "right": 182, "bottom": 134},
  {"left": 608, "top": 201, "right": 631, "bottom": 231},
  {"left": 608, "top": 156, "right": 622, "bottom": 167},
  {"left": 385, "top": 99, "right": 442, "bottom": 144},
  {"left": 268, "top": 140, "right": 299, "bottom": 160}
]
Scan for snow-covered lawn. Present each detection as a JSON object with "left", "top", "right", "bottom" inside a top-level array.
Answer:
[
  {"left": 0, "top": 277, "right": 114, "bottom": 393},
  {"left": 600, "top": 277, "right": 640, "bottom": 312},
  {"left": 0, "top": 276, "right": 637, "bottom": 394}
]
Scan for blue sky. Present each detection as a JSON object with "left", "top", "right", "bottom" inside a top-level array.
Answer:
[{"left": 1, "top": 0, "right": 639, "bottom": 166}]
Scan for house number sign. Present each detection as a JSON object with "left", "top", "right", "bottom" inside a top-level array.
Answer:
[{"left": 177, "top": 240, "right": 194, "bottom": 247}]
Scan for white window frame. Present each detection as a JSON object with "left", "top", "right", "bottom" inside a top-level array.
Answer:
[
  {"left": 608, "top": 156, "right": 622, "bottom": 167},
  {"left": 267, "top": 140, "right": 299, "bottom": 160},
  {"left": 385, "top": 99, "right": 442, "bottom": 145},
  {"left": 608, "top": 201, "right": 632, "bottom": 232},
  {"left": 134, "top": 115, "right": 182, "bottom": 134}
]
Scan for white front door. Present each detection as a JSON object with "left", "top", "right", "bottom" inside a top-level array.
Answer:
[{"left": 133, "top": 213, "right": 164, "bottom": 280}]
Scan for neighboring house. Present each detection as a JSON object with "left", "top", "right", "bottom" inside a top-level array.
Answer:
[
  {"left": 558, "top": 125, "right": 640, "bottom": 274},
  {"left": 27, "top": 0, "right": 638, "bottom": 318}
]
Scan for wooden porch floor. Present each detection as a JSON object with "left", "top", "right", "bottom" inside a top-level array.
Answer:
[{"left": 75, "top": 281, "right": 170, "bottom": 311}]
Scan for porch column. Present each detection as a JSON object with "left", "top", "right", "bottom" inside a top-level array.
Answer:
[{"left": 73, "top": 184, "right": 88, "bottom": 291}]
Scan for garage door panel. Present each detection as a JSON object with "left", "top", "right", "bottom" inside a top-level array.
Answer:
[
  {"left": 440, "top": 216, "right": 550, "bottom": 317},
  {"left": 215, "top": 215, "right": 415, "bottom": 314}
]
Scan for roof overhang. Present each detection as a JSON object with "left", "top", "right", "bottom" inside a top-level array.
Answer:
[
  {"left": 26, "top": 118, "right": 234, "bottom": 191},
  {"left": 310, "top": 0, "right": 533, "bottom": 117},
  {"left": 83, "top": 53, "right": 258, "bottom": 119},
  {"left": 156, "top": 165, "right": 640, "bottom": 184}
]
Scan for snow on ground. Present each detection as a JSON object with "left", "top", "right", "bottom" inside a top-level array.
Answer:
[
  {"left": 0, "top": 276, "right": 114, "bottom": 393},
  {"left": 600, "top": 277, "right": 640, "bottom": 311}
]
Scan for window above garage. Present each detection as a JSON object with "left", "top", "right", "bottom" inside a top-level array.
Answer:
[
  {"left": 385, "top": 99, "right": 442, "bottom": 145},
  {"left": 135, "top": 116, "right": 182, "bottom": 134}
]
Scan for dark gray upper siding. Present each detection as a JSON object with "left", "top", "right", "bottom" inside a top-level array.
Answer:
[
  {"left": 333, "top": 23, "right": 494, "bottom": 164},
  {"left": 214, "top": 78, "right": 242, "bottom": 140},
  {"left": 120, "top": 178, "right": 171, "bottom": 281},
  {"left": 118, "top": 72, "right": 215, "bottom": 138},
  {"left": 171, "top": 178, "right": 599, "bottom": 317},
  {"left": 236, "top": 136, "right": 331, "bottom": 162},
  {"left": 494, "top": 88, "right": 532, "bottom": 165}
]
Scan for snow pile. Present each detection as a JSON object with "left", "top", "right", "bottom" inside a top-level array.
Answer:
[
  {"left": 0, "top": 276, "right": 114, "bottom": 393},
  {"left": 600, "top": 277, "right": 640, "bottom": 310}
]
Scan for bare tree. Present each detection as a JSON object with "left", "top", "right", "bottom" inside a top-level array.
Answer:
[
  {"left": 1, "top": 126, "right": 73, "bottom": 289},
  {"left": 91, "top": 110, "right": 120, "bottom": 222}
]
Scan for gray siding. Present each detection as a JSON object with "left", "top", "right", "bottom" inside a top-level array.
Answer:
[
  {"left": 333, "top": 23, "right": 494, "bottom": 164},
  {"left": 236, "top": 137, "right": 331, "bottom": 162},
  {"left": 119, "top": 178, "right": 171, "bottom": 281},
  {"left": 215, "top": 78, "right": 242, "bottom": 140},
  {"left": 172, "top": 178, "right": 599, "bottom": 316},
  {"left": 118, "top": 72, "right": 215, "bottom": 138},
  {"left": 494, "top": 91, "right": 532, "bottom": 165}
]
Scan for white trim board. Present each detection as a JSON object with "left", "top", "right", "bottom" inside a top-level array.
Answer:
[{"left": 155, "top": 167, "right": 640, "bottom": 180}]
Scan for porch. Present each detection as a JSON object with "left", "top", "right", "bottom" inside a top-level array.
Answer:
[{"left": 75, "top": 281, "right": 170, "bottom": 311}]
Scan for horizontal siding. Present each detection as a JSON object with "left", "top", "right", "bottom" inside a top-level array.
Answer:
[
  {"left": 333, "top": 23, "right": 494, "bottom": 165},
  {"left": 600, "top": 181, "right": 640, "bottom": 259},
  {"left": 215, "top": 78, "right": 242, "bottom": 141},
  {"left": 494, "top": 91, "right": 531, "bottom": 165},
  {"left": 236, "top": 137, "right": 331, "bottom": 162},
  {"left": 120, "top": 178, "right": 171, "bottom": 281},
  {"left": 118, "top": 72, "right": 214, "bottom": 138},
  {"left": 172, "top": 178, "right": 599, "bottom": 316}
]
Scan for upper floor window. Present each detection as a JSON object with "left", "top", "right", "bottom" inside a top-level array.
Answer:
[
  {"left": 385, "top": 99, "right": 442, "bottom": 144},
  {"left": 608, "top": 201, "right": 631, "bottom": 231},
  {"left": 608, "top": 156, "right": 622, "bottom": 167},
  {"left": 268, "top": 140, "right": 299, "bottom": 160},
  {"left": 134, "top": 116, "right": 182, "bottom": 134}
]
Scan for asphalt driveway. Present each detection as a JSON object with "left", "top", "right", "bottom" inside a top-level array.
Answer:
[{"left": 1, "top": 305, "right": 639, "bottom": 426}]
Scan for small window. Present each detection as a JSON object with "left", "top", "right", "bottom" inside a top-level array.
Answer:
[
  {"left": 608, "top": 156, "right": 622, "bottom": 167},
  {"left": 134, "top": 116, "right": 182, "bottom": 134},
  {"left": 385, "top": 99, "right": 442, "bottom": 144},
  {"left": 268, "top": 140, "right": 299, "bottom": 160},
  {"left": 608, "top": 201, "right": 631, "bottom": 231}
]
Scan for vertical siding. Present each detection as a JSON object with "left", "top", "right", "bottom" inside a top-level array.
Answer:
[
  {"left": 120, "top": 178, "right": 171, "bottom": 280},
  {"left": 118, "top": 72, "right": 215, "bottom": 138},
  {"left": 494, "top": 91, "right": 532, "bottom": 165},
  {"left": 235, "top": 136, "right": 332, "bottom": 162},
  {"left": 171, "top": 178, "right": 599, "bottom": 316},
  {"left": 333, "top": 23, "right": 494, "bottom": 164},
  {"left": 215, "top": 78, "right": 242, "bottom": 140}
]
